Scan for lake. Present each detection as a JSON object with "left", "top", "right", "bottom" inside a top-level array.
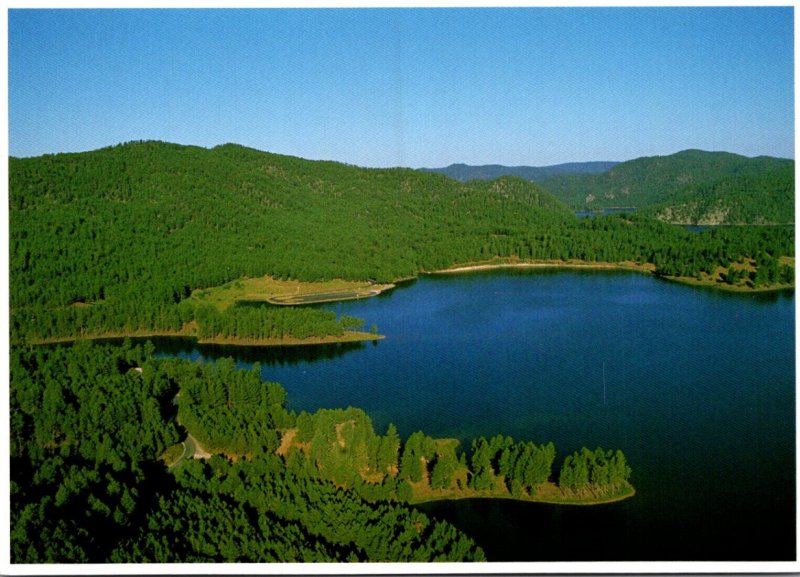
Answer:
[
  {"left": 575, "top": 207, "right": 637, "bottom": 217},
  {"left": 155, "top": 268, "right": 795, "bottom": 561}
]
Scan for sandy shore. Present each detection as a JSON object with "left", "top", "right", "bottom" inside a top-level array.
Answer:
[
  {"left": 430, "top": 259, "right": 793, "bottom": 293},
  {"left": 432, "top": 259, "right": 656, "bottom": 275}
]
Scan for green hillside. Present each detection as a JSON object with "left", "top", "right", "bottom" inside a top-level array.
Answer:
[
  {"left": 8, "top": 141, "right": 576, "bottom": 342},
  {"left": 642, "top": 165, "right": 795, "bottom": 225},
  {"left": 9, "top": 141, "right": 794, "bottom": 344},
  {"left": 10, "top": 141, "right": 571, "bottom": 307},
  {"left": 10, "top": 341, "right": 488, "bottom": 562},
  {"left": 8, "top": 141, "right": 795, "bottom": 563},
  {"left": 539, "top": 149, "right": 793, "bottom": 219}
]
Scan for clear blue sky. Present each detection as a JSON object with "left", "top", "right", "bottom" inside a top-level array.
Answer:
[{"left": 8, "top": 7, "right": 795, "bottom": 167}]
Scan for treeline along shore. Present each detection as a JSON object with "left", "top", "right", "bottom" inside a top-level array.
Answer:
[
  {"left": 10, "top": 340, "right": 634, "bottom": 562},
  {"left": 9, "top": 141, "right": 794, "bottom": 346},
  {"left": 431, "top": 256, "right": 794, "bottom": 293},
  {"left": 9, "top": 141, "right": 793, "bottom": 562},
  {"left": 16, "top": 251, "right": 795, "bottom": 348}
]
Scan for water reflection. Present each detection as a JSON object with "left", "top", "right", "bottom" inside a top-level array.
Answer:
[
  {"left": 114, "top": 271, "right": 796, "bottom": 561},
  {"left": 106, "top": 336, "right": 372, "bottom": 366}
]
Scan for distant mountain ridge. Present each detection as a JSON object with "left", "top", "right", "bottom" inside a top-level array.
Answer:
[
  {"left": 538, "top": 149, "right": 793, "bottom": 212},
  {"left": 419, "top": 161, "right": 619, "bottom": 182},
  {"left": 9, "top": 140, "right": 796, "bottom": 344},
  {"left": 424, "top": 150, "right": 794, "bottom": 225}
]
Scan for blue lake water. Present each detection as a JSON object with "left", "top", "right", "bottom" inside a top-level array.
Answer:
[
  {"left": 575, "top": 207, "right": 637, "bottom": 217},
  {"left": 155, "top": 269, "right": 795, "bottom": 561}
]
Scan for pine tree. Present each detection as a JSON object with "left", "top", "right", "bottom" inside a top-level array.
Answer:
[{"left": 377, "top": 423, "right": 400, "bottom": 475}]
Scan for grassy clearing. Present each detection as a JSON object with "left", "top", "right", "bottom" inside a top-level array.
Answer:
[
  {"left": 188, "top": 275, "right": 394, "bottom": 310},
  {"left": 276, "top": 428, "right": 298, "bottom": 457},
  {"left": 160, "top": 443, "right": 185, "bottom": 468},
  {"left": 267, "top": 286, "right": 394, "bottom": 305}
]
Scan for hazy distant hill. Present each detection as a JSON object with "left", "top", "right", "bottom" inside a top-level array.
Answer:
[
  {"left": 420, "top": 161, "right": 619, "bottom": 182},
  {"left": 538, "top": 149, "right": 794, "bottom": 219}
]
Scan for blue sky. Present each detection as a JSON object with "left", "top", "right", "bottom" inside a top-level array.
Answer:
[{"left": 8, "top": 7, "right": 795, "bottom": 167}]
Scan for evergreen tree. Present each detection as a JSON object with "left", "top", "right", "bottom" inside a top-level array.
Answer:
[{"left": 377, "top": 423, "right": 400, "bottom": 475}]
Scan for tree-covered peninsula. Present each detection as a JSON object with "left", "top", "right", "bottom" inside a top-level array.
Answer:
[
  {"left": 10, "top": 341, "right": 632, "bottom": 562},
  {"left": 9, "top": 141, "right": 794, "bottom": 346},
  {"left": 171, "top": 358, "right": 632, "bottom": 506},
  {"left": 12, "top": 141, "right": 793, "bottom": 563}
]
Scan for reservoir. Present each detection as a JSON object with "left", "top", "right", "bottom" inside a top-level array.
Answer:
[{"left": 156, "top": 269, "right": 795, "bottom": 561}]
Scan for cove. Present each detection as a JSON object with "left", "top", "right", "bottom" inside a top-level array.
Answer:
[{"left": 158, "top": 268, "right": 795, "bottom": 561}]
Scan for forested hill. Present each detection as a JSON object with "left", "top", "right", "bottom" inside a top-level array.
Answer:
[
  {"left": 420, "top": 161, "right": 619, "bottom": 182},
  {"left": 641, "top": 165, "right": 795, "bottom": 225},
  {"left": 538, "top": 149, "right": 794, "bottom": 219},
  {"left": 10, "top": 140, "right": 577, "bottom": 341},
  {"left": 10, "top": 140, "right": 570, "bottom": 308},
  {"left": 9, "top": 141, "right": 795, "bottom": 344}
]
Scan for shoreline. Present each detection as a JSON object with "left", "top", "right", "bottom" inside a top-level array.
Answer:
[
  {"left": 429, "top": 259, "right": 655, "bottom": 275},
  {"left": 30, "top": 330, "right": 384, "bottom": 347},
  {"left": 658, "top": 273, "right": 795, "bottom": 293},
  {"left": 410, "top": 483, "right": 636, "bottom": 507},
  {"left": 197, "top": 331, "right": 383, "bottom": 346},
  {"left": 427, "top": 258, "right": 794, "bottom": 293},
  {"left": 24, "top": 258, "right": 793, "bottom": 347}
]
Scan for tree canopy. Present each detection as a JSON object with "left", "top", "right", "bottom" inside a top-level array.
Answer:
[
  {"left": 10, "top": 142, "right": 794, "bottom": 345},
  {"left": 539, "top": 148, "right": 793, "bottom": 216},
  {"left": 11, "top": 340, "right": 636, "bottom": 562},
  {"left": 10, "top": 341, "right": 485, "bottom": 562}
]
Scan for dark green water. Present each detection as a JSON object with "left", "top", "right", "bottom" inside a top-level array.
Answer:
[{"left": 157, "top": 269, "right": 795, "bottom": 561}]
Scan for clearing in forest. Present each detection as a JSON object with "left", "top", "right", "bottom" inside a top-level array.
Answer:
[{"left": 187, "top": 274, "right": 394, "bottom": 309}]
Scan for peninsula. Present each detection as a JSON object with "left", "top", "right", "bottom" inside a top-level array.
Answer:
[
  {"left": 10, "top": 142, "right": 793, "bottom": 348},
  {"left": 170, "top": 366, "right": 635, "bottom": 509}
]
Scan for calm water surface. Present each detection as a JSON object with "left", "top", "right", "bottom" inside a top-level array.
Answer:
[{"left": 156, "top": 269, "right": 795, "bottom": 561}]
